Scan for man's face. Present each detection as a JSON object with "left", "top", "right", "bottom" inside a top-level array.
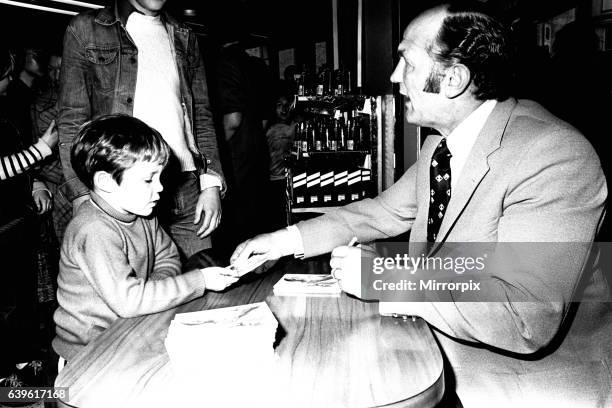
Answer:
[
  {"left": 110, "top": 160, "right": 164, "bottom": 217},
  {"left": 48, "top": 55, "right": 61, "bottom": 87},
  {"left": 390, "top": 8, "right": 448, "bottom": 127},
  {"left": 128, "top": 0, "right": 167, "bottom": 16}
]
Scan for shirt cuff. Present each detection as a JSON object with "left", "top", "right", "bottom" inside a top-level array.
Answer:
[
  {"left": 199, "top": 173, "right": 222, "bottom": 191},
  {"left": 199, "top": 268, "right": 207, "bottom": 289},
  {"left": 285, "top": 225, "right": 305, "bottom": 259},
  {"left": 32, "top": 180, "right": 52, "bottom": 197}
]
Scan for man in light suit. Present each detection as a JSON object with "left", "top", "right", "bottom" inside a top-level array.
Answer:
[{"left": 232, "top": 2, "right": 611, "bottom": 406}]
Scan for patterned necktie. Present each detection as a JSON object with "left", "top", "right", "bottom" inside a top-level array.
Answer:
[{"left": 427, "top": 138, "right": 452, "bottom": 242}]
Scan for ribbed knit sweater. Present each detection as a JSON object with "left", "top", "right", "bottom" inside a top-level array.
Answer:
[{"left": 53, "top": 192, "right": 206, "bottom": 360}]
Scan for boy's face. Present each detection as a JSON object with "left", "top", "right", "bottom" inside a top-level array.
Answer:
[{"left": 113, "top": 160, "right": 164, "bottom": 216}]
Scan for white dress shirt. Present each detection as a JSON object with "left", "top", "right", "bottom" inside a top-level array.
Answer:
[{"left": 445, "top": 99, "right": 497, "bottom": 190}]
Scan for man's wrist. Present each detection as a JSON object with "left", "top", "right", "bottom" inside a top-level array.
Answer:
[
  {"left": 284, "top": 225, "right": 305, "bottom": 259},
  {"left": 199, "top": 173, "right": 222, "bottom": 191}
]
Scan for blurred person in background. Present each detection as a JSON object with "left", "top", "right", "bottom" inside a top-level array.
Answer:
[
  {"left": 265, "top": 83, "right": 296, "bottom": 230},
  {"left": 213, "top": 36, "right": 272, "bottom": 260},
  {"left": 1, "top": 44, "right": 58, "bottom": 391}
]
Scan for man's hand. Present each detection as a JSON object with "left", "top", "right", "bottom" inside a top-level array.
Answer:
[
  {"left": 230, "top": 229, "right": 295, "bottom": 275},
  {"left": 194, "top": 187, "right": 221, "bottom": 238},
  {"left": 33, "top": 190, "right": 53, "bottom": 214},
  {"left": 201, "top": 266, "right": 239, "bottom": 291},
  {"left": 41, "top": 120, "right": 58, "bottom": 149},
  {"left": 72, "top": 194, "right": 90, "bottom": 212},
  {"left": 330, "top": 244, "right": 377, "bottom": 299}
]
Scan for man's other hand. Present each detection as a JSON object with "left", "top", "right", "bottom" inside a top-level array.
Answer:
[
  {"left": 330, "top": 244, "right": 377, "bottom": 299},
  {"left": 194, "top": 187, "right": 221, "bottom": 238}
]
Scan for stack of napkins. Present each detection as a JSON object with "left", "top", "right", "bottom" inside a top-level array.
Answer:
[
  {"left": 273, "top": 274, "right": 341, "bottom": 297},
  {"left": 164, "top": 302, "right": 279, "bottom": 406}
]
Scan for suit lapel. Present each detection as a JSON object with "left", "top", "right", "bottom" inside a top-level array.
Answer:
[{"left": 434, "top": 98, "right": 518, "bottom": 245}]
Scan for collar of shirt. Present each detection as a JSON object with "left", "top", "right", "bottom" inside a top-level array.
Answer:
[
  {"left": 116, "top": 0, "right": 146, "bottom": 26},
  {"left": 445, "top": 99, "right": 497, "bottom": 190}
]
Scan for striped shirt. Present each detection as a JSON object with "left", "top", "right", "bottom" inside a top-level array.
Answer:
[{"left": 0, "top": 138, "right": 53, "bottom": 181}]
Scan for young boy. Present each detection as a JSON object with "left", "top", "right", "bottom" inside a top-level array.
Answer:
[{"left": 53, "top": 114, "right": 237, "bottom": 362}]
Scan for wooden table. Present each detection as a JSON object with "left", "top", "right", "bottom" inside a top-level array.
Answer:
[{"left": 55, "top": 257, "right": 444, "bottom": 408}]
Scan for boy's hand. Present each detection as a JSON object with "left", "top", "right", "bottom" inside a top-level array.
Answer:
[
  {"left": 194, "top": 187, "right": 221, "bottom": 238},
  {"left": 202, "top": 266, "right": 239, "bottom": 291}
]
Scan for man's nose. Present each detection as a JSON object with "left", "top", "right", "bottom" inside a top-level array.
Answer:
[{"left": 390, "top": 60, "right": 404, "bottom": 84}]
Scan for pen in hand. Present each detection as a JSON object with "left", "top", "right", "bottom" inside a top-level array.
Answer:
[{"left": 348, "top": 237, "right": 360, "bottom": 247}]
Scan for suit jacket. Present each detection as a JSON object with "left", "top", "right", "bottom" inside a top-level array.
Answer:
[{"left": 296, "top": 98, "right": 611, "bottom": 407}]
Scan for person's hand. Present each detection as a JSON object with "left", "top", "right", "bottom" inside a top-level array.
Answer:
[
  {"left": 72, "top": 194, "right": 90, "bottom": 212},
  {"left": 41, "top": 120, "right": 58, "bottom": 149},
  {"left": 33, "top": 190, "right": 53, "bottom": 214},
  {"left": 330, "top": 244, "right": 377, "bottom": 299},
  {"left": 194, "top": 187, "right": 221, "bottom": 238},
  {"left": 230, "top": 230, "right": 294, "bottom": 276},
  {"left": 201, "top": 266, "right": 239, "bottom": 291}
]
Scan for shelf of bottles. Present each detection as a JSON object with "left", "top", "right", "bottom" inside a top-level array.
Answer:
[{"left": 285, "top": 70, "right": 377, "bottom": 220}]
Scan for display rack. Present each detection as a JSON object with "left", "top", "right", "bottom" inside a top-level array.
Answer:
[{"left": 285, "top": 95, "right": 378, "bottom": 224}]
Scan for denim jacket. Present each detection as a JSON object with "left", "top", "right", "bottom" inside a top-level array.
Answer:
[{"left": 57, "top": 4, "right": 224, "bottom": 201}]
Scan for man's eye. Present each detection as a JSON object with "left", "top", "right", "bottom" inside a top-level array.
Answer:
[{"left": 145, "top": 179, "right": 153, "bottom": 184}]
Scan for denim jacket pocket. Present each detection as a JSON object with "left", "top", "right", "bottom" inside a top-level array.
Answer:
[{"left": 85, "top": 46, "right": 119, "bottom": 93}]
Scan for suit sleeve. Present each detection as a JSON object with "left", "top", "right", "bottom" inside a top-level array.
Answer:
[
  {"left": 73, "top": 220, "right": 205, "bottom": 318},
  {"left": 386, "top": 128, "right": 607, "bottom": 354},
  {"left": 298, "top": 161, "right": 419, "bottom": 258},
  {"left": 57, "top": 23, "right": 92, "bottom": 202}
]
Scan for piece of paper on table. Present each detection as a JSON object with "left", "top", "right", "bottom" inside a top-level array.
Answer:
[
  {"left": 164, "top": 302, "right": 279, "bottom": 406},
  {"left": 273, "top": 273, "right": 341, "bottom": 297}
]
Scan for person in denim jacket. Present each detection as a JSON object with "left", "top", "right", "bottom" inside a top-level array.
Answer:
[{"left": 57, "top": 0, "right": 225, "bottom": 261}]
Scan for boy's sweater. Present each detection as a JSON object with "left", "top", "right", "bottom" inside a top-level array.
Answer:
[{"left": 53, "top": 192, "right": 206, "bottom": 360}]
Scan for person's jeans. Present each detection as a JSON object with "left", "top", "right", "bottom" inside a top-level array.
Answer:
[{"left": 156, "top": 171, "right": 211, "bottom": 263}]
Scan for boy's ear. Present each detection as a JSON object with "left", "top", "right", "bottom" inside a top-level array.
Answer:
[{"left": 94, "top": 171, "right": 119, "bottom": 193}]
